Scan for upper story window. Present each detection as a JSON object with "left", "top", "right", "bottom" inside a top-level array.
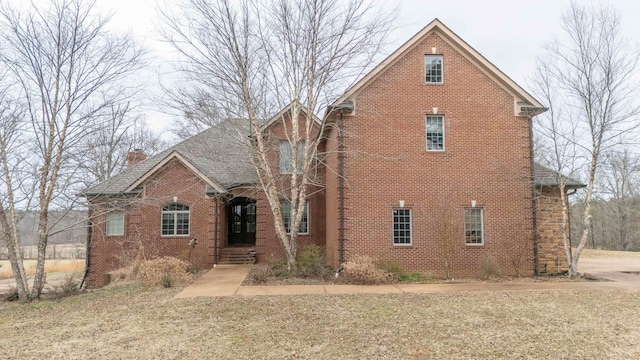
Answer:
[
  {"left": 279, "top": 141, "right": 305, "bottom": 174},
  {"left": 464, "top": 208, "right": 484, "bottom": 245},
  {"left": 281, "top": 200, "right": 308, "bottom": 234},
  {"left": 425, "top": 55, "right": 443, "bottom": 83},
  {"left": 426, "top": 116, "right": 444, "bottom": 151},
  {"left": 162, "top": 203, "right": 190, "bottom": 236},
  {"left": 106, "top": 211, "right": 125, "bottom": 236},
  {"left": 393, "top": 208, "right": 412, "bottom": 245}
]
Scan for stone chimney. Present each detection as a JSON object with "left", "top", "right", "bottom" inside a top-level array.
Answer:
[{"left": 127, "top": 149, "right": 146, "bottom": 166}]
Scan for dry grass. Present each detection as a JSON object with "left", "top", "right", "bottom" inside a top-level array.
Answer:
[
  {"left": 581, "top": 249, "right": 640, "bottom": 258},
  {"left": 0, "top": 260, "right": 84, "bottom": 280},
  {"left": 1, "top": 284, "right": 639, "bottom": 359}
]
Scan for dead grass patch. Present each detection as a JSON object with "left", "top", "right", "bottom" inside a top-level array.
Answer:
[
  {"left": 0, "top": 259, "right": 84, "bottom": 280},
  {"left": 581, "top": 249, "right": 640, "bottom": 258}
]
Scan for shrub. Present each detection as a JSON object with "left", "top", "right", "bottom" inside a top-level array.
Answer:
[
  {"left": 51, "top": 273, "right": 81, "bottom": 299},
  {"left": 295, "top": 244, "right": 330, "bottom": 278},
  {"left": 481, "top": 253, "right": 501, "bottom": 279},
  {"left": 376, "top": 257, "right": 405, "bottom": 280},
  {"left": 137, "top": 257, "right": 192, "bottom": 288},
  {"left": 250, "top": 265, "right": 272, "bottom": 284},
  {"left": 2, "top": 286, "right": 19, "bottom": 302},
  {"left": 270, "top": 260, "right": 290, "bottom": 278},
  {"left": 342, "top": 256, "right": 392, "bottom": 285}
]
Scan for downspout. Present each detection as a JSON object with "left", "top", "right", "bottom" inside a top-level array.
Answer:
[
  {"left": 80, "top": 207, "right": 93, "bottom": 289},
  {"left": 528, "top": 115, "right": 539, "bottom": 276},
  {"left": 338, "top": 110, "right": 345, "bottom": 269},
  {"left": 214, "top": 196, "right": 219, "bottom": 268}
]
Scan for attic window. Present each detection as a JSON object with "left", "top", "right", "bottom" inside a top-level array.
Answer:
[{"left": 425, "top": 55, "right": 443, "bottom": 83}]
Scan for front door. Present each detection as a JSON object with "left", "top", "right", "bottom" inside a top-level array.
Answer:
[{"left": 228, "top": 198, "right": 256, "bottom": 246}]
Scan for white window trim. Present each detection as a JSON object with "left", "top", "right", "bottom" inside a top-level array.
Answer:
[
  {"left": 161, "top": 204, "right": 191, "bottom": 237},
  {"left": 425, "top": 54, "right": 444, "bottom": 84},
  {"left": 464, "top": 208, "right": 484, "bottom": 246},
  {"left": 425, "top": 115, "right": 445, "bottom": 152},
  {"left": 281, "top": 201, "right": 309, "bottom": 235},
  {"left": 392, "top": 208, "right": 412, "bottom": 246},
  {"left": 106, "top": 211, "right": 125, "bottom": 236}
]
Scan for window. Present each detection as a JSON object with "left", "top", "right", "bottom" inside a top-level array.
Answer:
[
  {"left": 393, "top": 208, "right": 412, "bottom": 245},
  {"left": 465, "top": 208, "right": 484, "bottom": 245},
  {"left": 162, "top": 203, "right": 190, "bottom": 236},
  {"left": 246, "top": 203, "right": 256, "bottom": 233},
  {"left": 106, "top": 211, "right": 124, "bottom": 236},
  {"left": 280, "top": 201, "right": 308, "bottom": 234},
  {"left": 426, "top": 116, "right": 444, "bottom": 151},
  {"left": 425, "top": 55, "right": 443, "bottom": 83},
  {"left": 279, "top": 141, "right": 305, "bottom": 174}
]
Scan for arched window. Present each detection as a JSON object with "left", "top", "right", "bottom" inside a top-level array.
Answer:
[{"left": 161, "top": 203, "right": 190, "bottom": 236}]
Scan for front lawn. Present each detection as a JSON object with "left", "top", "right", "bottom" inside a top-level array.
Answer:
[{"left": 1, "top": 284, "right": 638, "bottom": 359}]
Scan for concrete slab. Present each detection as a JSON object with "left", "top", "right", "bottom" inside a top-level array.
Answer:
[
  {"left": 323, "top": 285, "right": 402, "bottom": 295},
  {"left": 237, "top": 285, "right": 326, "bottom": 296},
  {"left": 174, "top": 264, "right": 249, "bottom": 298}
]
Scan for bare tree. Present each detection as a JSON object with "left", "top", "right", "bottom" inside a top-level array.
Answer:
[
  {"left": 533, "top": 2, "right": 640, "bottom": 276},
  {"left": 435, "top": 204, "right": 460, "bottom": 279},
  {"left": 75, "top": 103, "right": 167, "bottom": 187},
  {"left": 159, "top": 0, "right": 392, "bottom": 269},
  {"left": 0, "top": 0, "right": 144, "bottom": 302}
]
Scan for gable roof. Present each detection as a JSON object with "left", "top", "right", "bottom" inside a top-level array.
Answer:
[
  {"left": 333, "top": 18, "right": 544, "bottom": 110},
  {"left": 532, "top": 163, "right": 585, "bottom": 189},
  {"left": 83, "top": 119, "right": 256, "bottom": 196}
]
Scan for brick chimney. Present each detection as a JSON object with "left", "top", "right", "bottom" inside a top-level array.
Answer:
[{"left": 127, "top": 149, "right": 146, "bottom": 166}]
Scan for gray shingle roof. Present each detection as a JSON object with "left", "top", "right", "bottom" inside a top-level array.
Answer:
[
  {"left": 83, "top": 119, "right": 257, "bottom": 196},
  {"left": 532, "top": 163, "right": 585, "bottom": 188}
]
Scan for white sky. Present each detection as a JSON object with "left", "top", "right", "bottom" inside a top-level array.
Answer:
[{"left": 91, "top": 0, "right": 640, "bottom": 135}]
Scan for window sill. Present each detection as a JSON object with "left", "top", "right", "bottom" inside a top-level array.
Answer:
[
  {"left": 161, "top": 235, "right": 191, "bottom": 238},
  {"left": 465, "top": 243, "right": 484, "bottom": 247}
]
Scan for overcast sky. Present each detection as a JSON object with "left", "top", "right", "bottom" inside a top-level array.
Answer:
[{"left": 91, "top": 0, "right": 640, "bottom": 134}]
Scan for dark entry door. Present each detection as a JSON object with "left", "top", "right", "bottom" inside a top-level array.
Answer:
[{"left": 228, "top": 198, "right": 256, "bottom": 245}]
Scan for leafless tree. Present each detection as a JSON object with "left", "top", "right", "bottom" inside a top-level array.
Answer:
[
  {"left": 75, "top": 103, "right": 167, "bottom": 188},
  {"left": 532, "top": 2, "right": 640, "bottom": 276},
  {"left": 0, "top": 0, "right": 144, "bottom": 302},
  {"left": 159, "top": 0, "right": 392, "bottom": 269}
]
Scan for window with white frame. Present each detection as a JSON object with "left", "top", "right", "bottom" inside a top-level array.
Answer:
[
  {"left": 280, "top": 201, "right": 308, "bottom": 234},
  {"left": 426, "top": 116, "right": 444, "bottom": 151},
  {"left": 464, "top": 208, "right": 484, "bottom": 245},
  {"left": 106, "top": 211, "right": 124, "bottom": 236},
  {"left": 393, "top": 208, "right": 412, "bottom": 245},
  {"left": 161, "top": 203, "right": 190, "bottom": 236},
  {"left": 425, "top": 55, "right": 443, "bottom": 83},
  {"left": 279, "top": 141, "right": 305, "bottom": 174}
]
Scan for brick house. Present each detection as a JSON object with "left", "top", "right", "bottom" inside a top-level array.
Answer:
[{"left": 83, "top": 19, "right": 582, "bottom": 288}]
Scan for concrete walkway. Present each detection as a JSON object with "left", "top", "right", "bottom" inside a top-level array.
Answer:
[{"left": 175, "top": 260, "right": 640, "bottom": 298}]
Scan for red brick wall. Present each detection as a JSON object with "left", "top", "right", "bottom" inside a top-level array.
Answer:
[
  {"left": 329, "top": 31, "right": 535, "bottom": 277},
  {"left": 254, "top": 114, "right": 326, "bottom": 263},
  {"left": 86, "top": 160, "right": 217, "bottom": 288}
]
